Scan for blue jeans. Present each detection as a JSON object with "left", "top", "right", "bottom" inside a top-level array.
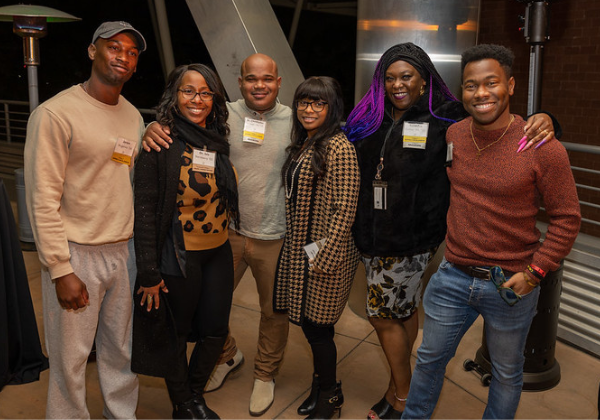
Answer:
[{"left": 402, "top": 258, "right": 540, "bottom": 419}]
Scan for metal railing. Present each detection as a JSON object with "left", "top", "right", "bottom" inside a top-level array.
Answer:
[
  {"left": 562, "top": 141, "right": 600, "bottom": 229},
  {"left": 0, "top": 100, "right": 29, "bottom": 143},
  {"left": 1, "top": 99, "right": 599, "bottom": 231}
]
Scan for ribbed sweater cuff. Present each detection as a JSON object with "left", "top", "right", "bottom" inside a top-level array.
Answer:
[{"left": 48, "top": 260, "right": 74, "bottom": 280}]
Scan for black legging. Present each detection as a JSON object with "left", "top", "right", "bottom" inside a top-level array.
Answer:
[
  {"left": 301, "top": 320, "right": 337, "bottom": 390},
  {"left": 163, "top": 241, "right": 234, "bottom": 404}
]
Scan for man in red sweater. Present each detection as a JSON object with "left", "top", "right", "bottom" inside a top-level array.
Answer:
[{"left": 402, "top": 44, "right": 581, "bottom": 419}]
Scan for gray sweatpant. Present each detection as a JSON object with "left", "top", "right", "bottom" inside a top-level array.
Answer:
[{"left": 42, "top": 239, "right": 139, "bottom": 419}]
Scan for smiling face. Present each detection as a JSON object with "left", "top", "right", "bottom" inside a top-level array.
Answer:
[
  {"left": 177, "top": 70, "right": 213, "bottom": 127},
  {"left": 462, "top": 58, "right": 515, "bottom": 130},
  {"left": 296, "top": 98, "right": 329, "bottom": 138},
  {"left": 88, "top": 32, "right": 139, "bottom": 87},
  {"left": 239, "top": 54, "right": 281, "bottom": 113},
  {"left": 384, "top": 60, "right": 426, "bottom": 120}
]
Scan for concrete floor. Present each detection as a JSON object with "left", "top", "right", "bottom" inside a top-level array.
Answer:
[{"left": 0, "top": 190, "right": 599, "bottom": 420}]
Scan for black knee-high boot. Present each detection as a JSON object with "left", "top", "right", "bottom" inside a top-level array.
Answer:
[
  {"left": 166, "top": 335, "right": 195, "bottom": 412},
  {"left": 188, "top": 335, "right": 228, "bottom": 420}
]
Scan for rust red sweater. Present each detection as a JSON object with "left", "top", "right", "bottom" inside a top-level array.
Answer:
[{"left": 445, "top": 115, "right": 581, "bottom": 274}]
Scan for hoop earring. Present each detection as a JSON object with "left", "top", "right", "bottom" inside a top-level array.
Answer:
[{"left": 420, "top": 86, "right": 425, "bottom": 96}]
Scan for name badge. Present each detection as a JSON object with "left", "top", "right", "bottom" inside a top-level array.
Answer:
[
  {"left": 242, "top": 117, "right": 267, "bottom": 145},
  {"left": 192, "top": 148, "right": 216, "bottom": 174},
  {"left": 111, "top": 137, "right": 136, "bottom": 166},
  {"left": 304, "top": 238, "right": 327, "bottom": 266},
  {"left": 402, "top": 121, "right": 429, "bottom": 149},
  {"left": 446, "top": 142, "right": 454, "bottom": 167},
  {"left": 373, "top": 180, "right": 387, "bottom": 210}
]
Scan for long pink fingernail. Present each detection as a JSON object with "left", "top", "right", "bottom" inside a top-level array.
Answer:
[
  {"left": 522, "top": 141, "right": 534, "bottom": 152},
  {"left": 535, "top": 139, "right": 548, "bottom": 149},
  {"left": 519, "top": 136, "right": 528, "bottom": 145},
  {"left": 517, "top": 143, "right": 525, "bottom": 153}
]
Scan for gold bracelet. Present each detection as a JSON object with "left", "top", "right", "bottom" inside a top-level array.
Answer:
[
  {"left": 523, "top": 271, "right": 539, "bottom": 288},
  {"left": 526, "top": 279, "right": 538, "bottom": 288}
]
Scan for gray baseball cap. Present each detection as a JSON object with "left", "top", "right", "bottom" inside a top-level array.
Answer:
[{"left": 91, "top": 21, "right": 147, "bottom": 52}]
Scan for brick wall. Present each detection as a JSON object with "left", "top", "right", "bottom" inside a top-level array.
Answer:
[{"left": 479, "top": 0, "right": 600, "bottom": 237}]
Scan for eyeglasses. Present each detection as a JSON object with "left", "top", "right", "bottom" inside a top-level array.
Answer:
[
  {"left": 296, "top": 100, "right": 328, "bottom": 112},
  {"left": 178, "top": 88, "right": 215, "bottom": 102},
  {"left": 489, "top": 266, "right": 522, "bottom": 306}
]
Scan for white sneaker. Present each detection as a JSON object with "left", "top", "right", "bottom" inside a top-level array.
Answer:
[
  {"left": 249, "top": 378, "right": 275, "bottom": 417},
  {"left": 204, "top": 348, "right": 244, "bottom": 392}
]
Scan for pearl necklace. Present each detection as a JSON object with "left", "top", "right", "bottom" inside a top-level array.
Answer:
[
  {"left": 285, "top": 149, "right": 308, "bottom": 199},
  {"left": 470, "top": 114, "right": 515, "bottom": 157}
]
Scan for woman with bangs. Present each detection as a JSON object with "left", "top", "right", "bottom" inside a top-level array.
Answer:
[{"left": 274, "top": 76, "right": 360, "bottom": 419}]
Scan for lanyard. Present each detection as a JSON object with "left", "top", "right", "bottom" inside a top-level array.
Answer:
[{"left": 375, "top": 111, "right": 401, "bottom": 180}]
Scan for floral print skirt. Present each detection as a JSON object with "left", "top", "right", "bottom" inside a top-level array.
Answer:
[{"left": 362, "top": 250, "right": 435, "bottom": 319}]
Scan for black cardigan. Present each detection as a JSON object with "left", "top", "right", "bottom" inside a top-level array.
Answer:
[
  {"left": 131, "top": 140, "right": 183, "bottom": 378},
  {"left": 133, "top": 139, "right": 184, "bottom": 288}
]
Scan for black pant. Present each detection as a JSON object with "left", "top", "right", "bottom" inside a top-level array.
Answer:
[
  {"left": 163, "top": 241, "right": 234, "bottom": 404},
  {"left": 301, "top": 320, "right": 337, "bottom": 390}
]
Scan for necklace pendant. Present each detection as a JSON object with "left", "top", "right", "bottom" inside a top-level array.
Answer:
[{"left": 476, "top": 150, "right": 481, "bottom": 158}]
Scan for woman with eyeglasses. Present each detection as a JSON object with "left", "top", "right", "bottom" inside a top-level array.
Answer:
[
  {"left": 274, "top": 76, "right": 360, "bottom": 419},
  {"left": 343, "top": 43, "right": 559, "bottom": 420},
  {"left": 132, "top": 64, "right": 238, "bottom": 420}
]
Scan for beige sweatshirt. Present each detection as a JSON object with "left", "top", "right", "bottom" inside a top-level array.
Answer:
[{"left": 24, "top": 85, "right": 144, "bottom": 279}]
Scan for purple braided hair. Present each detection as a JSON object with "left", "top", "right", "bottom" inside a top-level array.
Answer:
[{"left": 344, "top": 43, "right": 459, "bottom": 142}]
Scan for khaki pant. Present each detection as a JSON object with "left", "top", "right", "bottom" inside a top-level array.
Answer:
[{"left": 218, "top": 230, "right": 289, "bottom": 381}]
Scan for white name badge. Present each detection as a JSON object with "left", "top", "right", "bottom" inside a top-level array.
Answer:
[
  {"left": 111, "top": 137, "right": 136, "bottom": 166},
  {"left": 304, "top": 238, "right": 327, "bottom": 266},
  {"left": 402, "top": 121, "right": 429, "bottom": 149},
  {"left": 242, "top": 117, "right": 267, "bottom": 145},
  {"left": 373, "top": 180, "right": 387, "bottom": 210},
  {"left": 192, "top": 148, "right": 216, "bottom": 174},
  {"left": 446, "top": 142, "right": 454, "bottom": 163}
]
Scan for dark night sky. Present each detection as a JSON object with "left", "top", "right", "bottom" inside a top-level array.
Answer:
[{"left": 0, "top": 1, "right": 357, "bottom": 114}]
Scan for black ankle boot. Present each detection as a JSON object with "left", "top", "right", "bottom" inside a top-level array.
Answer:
[
  {"left": 192, "top": 395, "right": 220, "bottom": 420},
  {"left": 172, "top": 399, "right": 201, "bottom": 419},
  {"left": 298, "top": 374, "right": 320, "bottom": 415},
  {"left": 305, "top": 381, "right": 343, "bottom": 419}
]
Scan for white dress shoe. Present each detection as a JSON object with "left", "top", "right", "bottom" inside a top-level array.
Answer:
[
  {"left": 204, "top": 348, "right": 244, "bottom": 392},
  {"left": 249, "top": 378, "right": 275, "bottom": 416}
]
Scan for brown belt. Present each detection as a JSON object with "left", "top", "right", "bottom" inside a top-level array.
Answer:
[{"left": 453, "top": 264, "right": 515, "bottom": 280}]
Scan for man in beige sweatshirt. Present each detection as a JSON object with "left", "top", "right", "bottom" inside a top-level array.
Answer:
[{"left": 24, "top": 21, "right": 146, "bottom": 419}]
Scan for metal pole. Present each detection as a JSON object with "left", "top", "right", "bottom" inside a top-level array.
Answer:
[
  {"left": 27, "top": 64, "right": 39, "bottom": 112},
  {"left": 523, "top": 1, "right": 549, "bottom": 114},
  {"left": 288, "top": 0, "right": 305, "bottom": 48},
  {"left": 154, "top": 0, "right": 176, "bottom": 78}
]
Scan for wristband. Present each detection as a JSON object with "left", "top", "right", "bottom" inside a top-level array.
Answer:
[{"left": 527, "top": 264, "right": 545, "bottom": 281}]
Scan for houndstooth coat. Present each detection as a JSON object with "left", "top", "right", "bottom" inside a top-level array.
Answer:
[{"left": 274, "top": 132, "right": 360, "bottom": 326}]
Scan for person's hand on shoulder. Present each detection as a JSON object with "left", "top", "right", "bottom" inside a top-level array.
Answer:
[
  {"left": 518, "top": 113, "right": 556, "bottom": 152},
  {"left": 142, "top": 122, "right": 172, "bottom": 152}
]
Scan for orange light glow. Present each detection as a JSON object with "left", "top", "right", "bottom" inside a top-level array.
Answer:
[{"left": 358, "top": 19, "right": 477, "bottom": 32}]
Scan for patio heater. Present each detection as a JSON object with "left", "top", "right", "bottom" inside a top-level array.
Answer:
[{"left": 0, "top": 4, "right": 80, "bottom": 243}]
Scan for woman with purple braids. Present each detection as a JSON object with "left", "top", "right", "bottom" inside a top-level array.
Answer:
[{"left": 343, "top": 42, "right": 558, "bottom": 420}]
